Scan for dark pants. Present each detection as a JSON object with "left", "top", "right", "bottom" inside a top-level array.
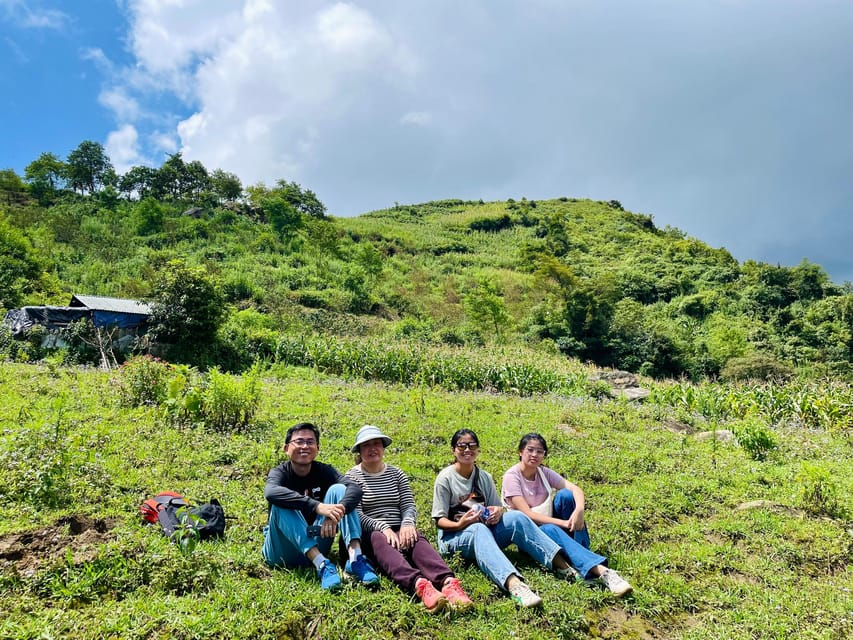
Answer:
[{"left": 363, "top": 529, "right": 454, "bottom": 592}]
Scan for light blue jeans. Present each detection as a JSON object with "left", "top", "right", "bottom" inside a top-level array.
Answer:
[
  {"left": 438, "top": 510, "right": 561, "bottom": 590},
  {"left": 539, "top": 488, "right": 605, "bottom": 578},
  {"left": 262, "top": 483, "right": 362, "bottom": 568}
]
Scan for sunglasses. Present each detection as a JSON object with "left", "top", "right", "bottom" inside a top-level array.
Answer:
[{"left": 455, "top": 442, "right": 480, "bottom": 451}]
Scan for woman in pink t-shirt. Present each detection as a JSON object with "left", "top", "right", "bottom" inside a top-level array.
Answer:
[{"left": 501, "top": 433, "right": 632, "bottom": 596}]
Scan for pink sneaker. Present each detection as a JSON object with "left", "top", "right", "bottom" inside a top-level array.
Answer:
[
  {"left": 415, "top": 577, "right": 448, "bottom": 613},
  {"left": 441, "top": 577, "right": 474, "bottom": 611}
]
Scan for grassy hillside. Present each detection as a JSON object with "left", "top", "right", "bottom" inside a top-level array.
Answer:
[
  {"left": 3, "top": 189, "right": 853, "bottom": 380},
  {"left": 1, "top": 361, "right": 849, "bottom": 639}
]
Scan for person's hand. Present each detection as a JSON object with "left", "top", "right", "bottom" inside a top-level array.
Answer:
[
  {"left": 398, "top": 525, "right": 418, "bottom": 550},
  {"left": 316, "top": 503, "right": 344, "bottom": 523},
  {"left": 566, "top": 509, "right": 585, "bottom": 533},
  {"left": 484, "top": 506, "right": 503, "bottom": 526},
  {"left": 383, "top": 528, "right": 401, "bottom": 549},
  {"left": 320, "top": 516, "right": 337, "bottom": 538},
  {"left": 316, "top": 503, "right": 345, "bottom": 537},
  {"left": 457, "top": 508, "right": 481, "bottom": 529}
]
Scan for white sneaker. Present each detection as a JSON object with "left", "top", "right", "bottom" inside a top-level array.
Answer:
[
  {"left": 509, "top": 581, "right": 543, "bottom": 608},
  {"left": 598, "top": 569, "right": 632, "bottom": 597}
]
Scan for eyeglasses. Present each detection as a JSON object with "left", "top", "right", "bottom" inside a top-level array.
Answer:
[
  {"left": 289, "top": 438, "right": 317, "bottom": 447},
  {"left": 455, "top": 442, "right": 480, "bottom": 451},
  {"left": 524, "top": 447, "right": 546, "bottom": 456}
]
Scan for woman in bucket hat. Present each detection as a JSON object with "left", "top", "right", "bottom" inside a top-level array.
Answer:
[{"left": 346, "top": 425, "right": 474, "bottom": 613}]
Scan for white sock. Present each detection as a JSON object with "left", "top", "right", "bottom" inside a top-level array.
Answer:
[
  {"left": 311, "top": 554, "right": 327, "bottom": 570},
  {"left": 348, "top": 547, "right": 362, "bottom": 563}
]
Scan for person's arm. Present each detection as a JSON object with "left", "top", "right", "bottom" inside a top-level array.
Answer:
[
  {"left": 560, "top": 474, "right": 586, "bottom": 533},
  {"left": 397, "top": 468, "right": 418, "bottom": 527},
  {"left": 264, "top": 464, "right": 319, "bottom": 512},
  {"left": 432, "top": 470, "right": 469, "bottom": 531},
  {"left": 396, "top": 467, "right": 419, "bottom": 550}
]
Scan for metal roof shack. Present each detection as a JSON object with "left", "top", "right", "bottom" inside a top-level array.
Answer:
[
  {"left": 69, "top": 295, "right": 152, "bottom": 329},
  {"left": 3, "top": 295, "right": 152, "bottom": 337}
]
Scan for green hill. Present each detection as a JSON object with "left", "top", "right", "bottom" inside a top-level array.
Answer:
[{"left": 2, "top": 172, "right": 851, "bottom": 380}]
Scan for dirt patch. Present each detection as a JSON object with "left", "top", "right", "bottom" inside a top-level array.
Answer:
[
  {"left": 0, "top": 514, "right": 118, "bottom": 576},
  {"left": 587, "top": 607, "right": 668, "bottom": 639}
]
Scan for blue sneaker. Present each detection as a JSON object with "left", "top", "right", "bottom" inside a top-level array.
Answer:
[
  {"left": 318, "top": 560, "right": 342, "bottom": 592},
  {"left": 345, "top": 555, "right": 379, "bottom": 586}
]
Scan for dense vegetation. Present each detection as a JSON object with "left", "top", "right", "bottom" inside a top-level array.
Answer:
[
  {"left": 1, "top": 143, "right": 850, "bottom": 639},
  {"left": 3, "top": 141, "right": 853, "bottom": 381}
]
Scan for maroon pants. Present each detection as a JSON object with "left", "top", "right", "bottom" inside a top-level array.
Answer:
[{"left": 363, "top": 529, "right": 454, "bottom": 592}]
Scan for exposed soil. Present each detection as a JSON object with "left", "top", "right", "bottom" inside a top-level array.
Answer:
[
  {"left": 587, "top": 607, "right": 668, "bottom": 639},
  {"left": 0, "top": 514, "right": 118, "bottom": 576}
]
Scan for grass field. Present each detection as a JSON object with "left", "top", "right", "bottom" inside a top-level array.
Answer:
[{"left": 0, "top": 362, "right": 850, "bottom": 639}]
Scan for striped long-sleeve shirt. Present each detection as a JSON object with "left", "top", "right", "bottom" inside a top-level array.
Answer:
[{"left": 345, "top": 463, "right": 417, "bottom": 533}]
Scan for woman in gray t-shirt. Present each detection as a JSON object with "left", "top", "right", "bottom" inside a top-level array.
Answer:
[{"left": 431, "top": 428, "right": 579, "bottom": 608}]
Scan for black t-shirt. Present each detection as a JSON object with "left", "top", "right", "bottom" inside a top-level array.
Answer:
[{"left": 264, "top": 460, "right": 362, "bottom": 522}]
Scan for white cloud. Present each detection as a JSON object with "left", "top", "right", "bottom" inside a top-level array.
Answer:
[
  {"left": 99, "top": 88, "right": 139, "bottom": 122},
  {"left": 105, "top": 124, "right": 142, "bottom": 174},
  {"left": 401, "top": 111, "right": 431, "bottom": 126},
  {"left": 0, "top": 0, "right": 68, "bottom": 29}
]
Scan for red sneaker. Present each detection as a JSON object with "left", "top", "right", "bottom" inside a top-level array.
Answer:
[
  {"left": 415, "top": 577, "right": 448, "bottom": 613},
  {"left": 441, "top": 577, "right": 474, "bottom": 611}
]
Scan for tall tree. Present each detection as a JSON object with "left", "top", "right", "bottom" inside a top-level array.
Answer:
[
  {"left": 147, "top": 260, "right": 225, "bottom": 362},
  {"left": 272, "top": 180, "right": 327, "bottom": 218},
  {"left": 118, "top": 165, "right": 158, "bottom": 200},
  {"left": 66, "top": 141, "right": 113, "bottom": 195},
  {"left": 210, "top": 169, "right": 242, "bottom": 202},
  {"left": 25, "top": 152, "right": 67, "bottom": 203}
]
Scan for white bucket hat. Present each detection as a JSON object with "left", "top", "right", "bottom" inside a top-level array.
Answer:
[{"left": 351, "top": 424, "right": 392, "bottom": 452}]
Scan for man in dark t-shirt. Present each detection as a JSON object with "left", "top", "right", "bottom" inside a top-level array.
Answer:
[{"left": 262, "top": 422, "right": 378, "bottom": 591}]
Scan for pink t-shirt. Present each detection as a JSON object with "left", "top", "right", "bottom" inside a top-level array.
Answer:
[{"left": 501, "top": 463, "right": 565, "bottom": 509}]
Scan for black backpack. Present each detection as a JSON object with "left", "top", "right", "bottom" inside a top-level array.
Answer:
[{"left": 140, "top": 492, "right": 226, "bottom": 540}]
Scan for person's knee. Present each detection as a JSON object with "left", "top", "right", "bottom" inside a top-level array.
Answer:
[
  {"left": 324, "top": 483, "right": 346, "bottom": 502},
  {"left": 502, "top": 510, "right": 534, "bottom": 532}
]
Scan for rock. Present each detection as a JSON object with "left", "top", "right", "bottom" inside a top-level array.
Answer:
[
  {"left": 694, "top": 429, "right": 735, "bottom": 442},
  {"left": 662, "top": 418, "right": 695, "bottom": 435},
  {"left": 610, "top": 386, "right": 651, "bottom": 401},
  {"left": 735, "top": 500, "right": 803, "bottom": 516},
  {"left": 590, "top": 369, "right": 650, "bottom": 402},
  {"left": 555, "top": 423, "right": 585, "bottom": 436}
]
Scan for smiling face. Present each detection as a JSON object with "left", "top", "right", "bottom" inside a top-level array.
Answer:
[
  {"left": 286, "top": 428, "right": 319, "bottom": 467},
  {"left": 358, "top": 437, "right": 386, "bottom": 467},
  {"left": 452, "top": 434, "right": 481, "bottom": 466}
]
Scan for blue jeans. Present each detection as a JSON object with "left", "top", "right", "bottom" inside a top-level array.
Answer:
[
  {"left": 553, "top": 488, "right": 591, "bottom": 548},
  {"left": 539, "top": 489, "right": 605, "bottom": 578},
  {"left": 262, "top": 483, "right": 362, "bottom": 568},
  {"left": 438, "top": 510, "right": 561, "bottom": 590}
]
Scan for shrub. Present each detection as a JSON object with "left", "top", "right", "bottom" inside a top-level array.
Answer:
[
  {"left": 795, "top": 463, "right": 843, "bottom": 518},
  {"left": 721, "top": 353, "right": 794, "bottom": 382},
  {"left": 196, "top": 366, "right": 261, "bottom": 432},
  {"left": 732, "top": 417, "right": 777, "bottom": 461},
  {"left": 119, "top": 355, "right": 173, "bottom": 406}
]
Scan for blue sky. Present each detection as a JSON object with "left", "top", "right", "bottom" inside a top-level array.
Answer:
[{"left": 3, "top": 0, "right": 853, "bottom": 283}]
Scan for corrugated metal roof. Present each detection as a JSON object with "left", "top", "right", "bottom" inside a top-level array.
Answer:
[{"left": 69, "top": 295, "right": 152, "bottom": 315}]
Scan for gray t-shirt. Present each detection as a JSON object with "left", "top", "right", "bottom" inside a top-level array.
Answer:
[{"left": 431, "top": 464, "right": 500, "bottom": 521}]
